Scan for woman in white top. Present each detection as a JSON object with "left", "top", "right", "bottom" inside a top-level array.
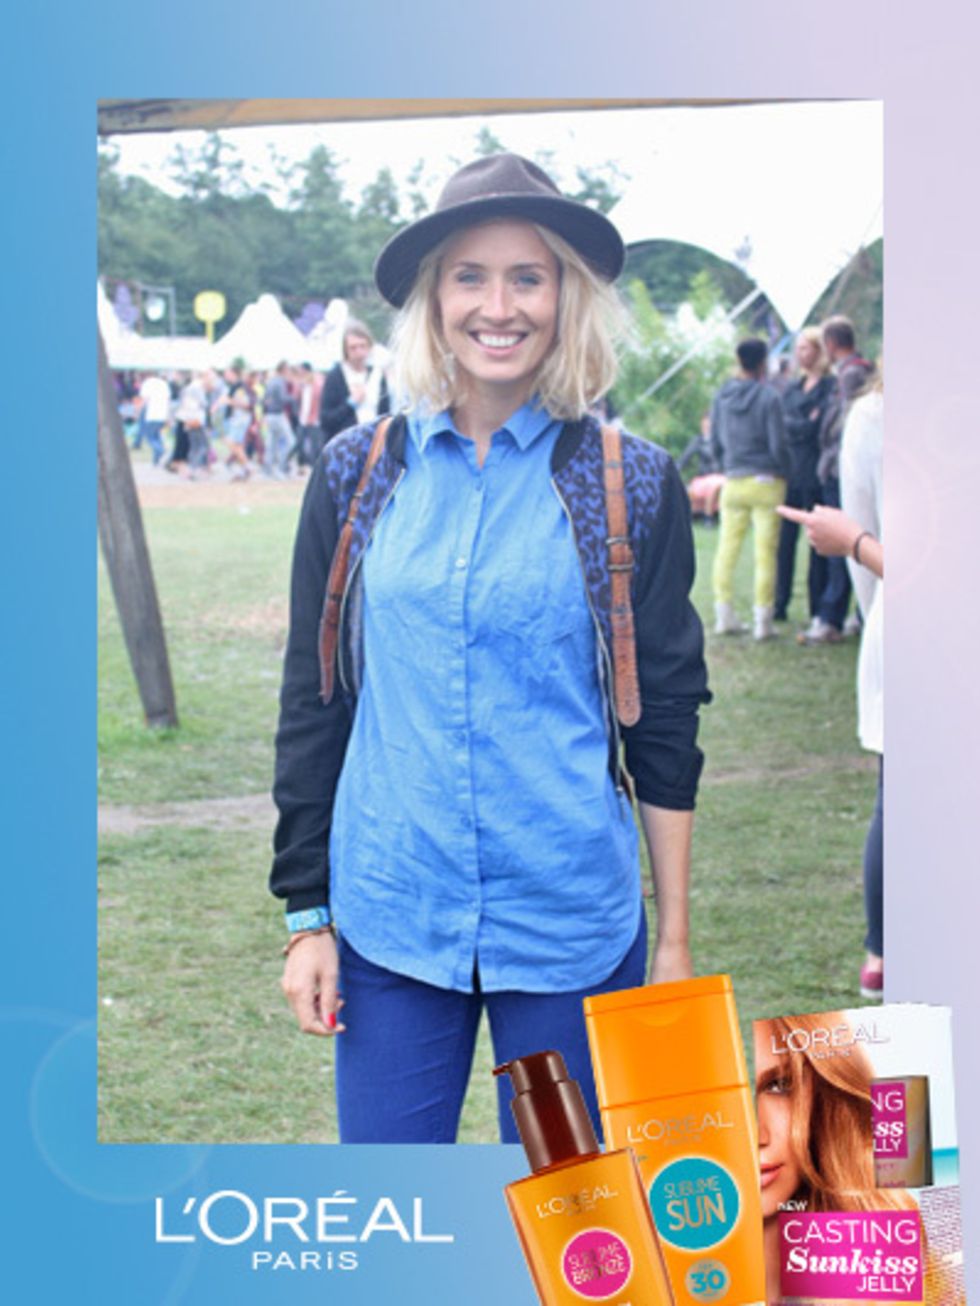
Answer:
[{"left": 778, "top": 377, "right": 883, "bottom": 997}]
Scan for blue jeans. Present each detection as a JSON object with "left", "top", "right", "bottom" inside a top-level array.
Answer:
[
  {"left": 774, "top": 476, "right": 821, "bottom": 619},
  {"left": 138, "top": 418, "right": 165, "bottom": 465},
  {"left": 864, "top": 757, "right": 883, "bottom": 957},
  {"left": 812, "top": 477, "right": 852, "bottom": 628},
  {"left": 264, "top": 412, "right": 292, "bottom": 474},
  {"left": 334, "top": 912, "right": 648, "bottom": 1144}
]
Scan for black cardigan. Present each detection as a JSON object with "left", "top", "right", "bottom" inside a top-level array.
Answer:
[{"left": 318, "top": 361, "right": 391, "bottom": 440}]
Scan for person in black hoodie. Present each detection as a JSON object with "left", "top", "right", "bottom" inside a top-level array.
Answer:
[{"left": 710, "top": 337, "right": 790, "bottom": 639}]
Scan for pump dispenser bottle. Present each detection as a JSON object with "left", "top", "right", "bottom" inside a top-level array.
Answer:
[
  {"left": 495, "top": 1051, "right": 674, "bottom": 1306},
  {"left": 585, "top": 976, "right": 765, "bottom": 1306}
]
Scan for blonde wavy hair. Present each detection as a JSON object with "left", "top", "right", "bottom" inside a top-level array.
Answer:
[
  {"left": 796, "top": 326, "right": 831, "bottom": 377},
  {"left": 388, "top": 219, "right": 628, "bottom": 420}
]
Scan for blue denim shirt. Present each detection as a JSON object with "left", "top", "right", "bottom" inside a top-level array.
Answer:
[{"left": 328, "top": 402, "right": 641, "bottom": 993}]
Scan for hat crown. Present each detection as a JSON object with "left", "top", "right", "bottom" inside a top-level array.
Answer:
[
  {"left": 374, "top": 151, "right": 624, "bottom": 307},
  {"left": 436, "top": 153, "right": 563, "bottom": 212}
]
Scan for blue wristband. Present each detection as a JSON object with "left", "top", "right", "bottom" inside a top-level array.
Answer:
[{"left": 286, "top": 906, "right": 331, "bottom": 933}]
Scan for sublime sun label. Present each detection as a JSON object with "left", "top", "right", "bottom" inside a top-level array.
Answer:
[{"left": 648, "top": 1156, "right": 740, "bottom": 1252}]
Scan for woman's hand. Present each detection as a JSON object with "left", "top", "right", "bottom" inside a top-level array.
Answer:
[
  {"left": 776, "top": 503, "right": 859, "bottom": 558},
  {"left": 281, "top": 931, "right": 345, "bottom": 1036},
  {"left": 776, "top": 504, "right": 883, "bottom": 577},
  {"left": 650, "top": 938, "right": 694, "bottom": 985}
]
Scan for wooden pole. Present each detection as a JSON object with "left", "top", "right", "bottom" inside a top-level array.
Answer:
[{"left": 97, "top": 328, "right": 178, "bottom": 728}]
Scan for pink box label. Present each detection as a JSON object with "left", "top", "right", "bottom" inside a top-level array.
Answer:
[
  {"left": 872, "top": 1080, "right": 909, "bottom": 1160},
  {"left": 779, "top": 1210, "right": 923, "bottom": 1301}
]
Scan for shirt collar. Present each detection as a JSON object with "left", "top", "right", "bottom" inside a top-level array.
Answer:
[{"left": 410, "top": 398, "right": 557, "bottom": 454}]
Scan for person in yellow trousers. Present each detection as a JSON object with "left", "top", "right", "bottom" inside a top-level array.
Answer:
[{"left": 709, "top": 337, "right": 790, "bottom": 640}]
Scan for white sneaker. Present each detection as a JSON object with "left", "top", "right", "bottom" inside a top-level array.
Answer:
[
  {"left": 753, "top": 605, "right": 776, "bottom": 641},
  {"left": 714, "top": 602, "right": 746, "bottom": 635},
  {"left": 797, "top": 617, "right": 842, "bottom": 646}
]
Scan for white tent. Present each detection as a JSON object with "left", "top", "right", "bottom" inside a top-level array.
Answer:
[
  {"left": 106, "top": 333, "right": 216, "bottom": 372},
  {"left": 130, "top": 335, "right": 215, "bottom": 371},
  {"left": 301, "top": 296, "right": 349, "bottom": 370},
  {"left": 609, "top": 100, "right": 882, "bottom": 331},
  {"left": 98, "top": 283, "right": 215, "bottom": 371},
  {"left": 211, "top": 293, "right": 311, "bottom": 369}
]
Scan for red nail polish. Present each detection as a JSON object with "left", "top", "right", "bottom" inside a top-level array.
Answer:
[{"left": 327, "top": 1012, "right": 337, "bottom": 1030}]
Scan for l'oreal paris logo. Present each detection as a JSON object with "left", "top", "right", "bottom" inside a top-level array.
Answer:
[
  {"left": 155, "top": 1190, "right": 454, "bottom": 1246},
  {"left": 770, "top": 1022, "right": 888, "bottom": 1056},
  {"left": 625, "top": 1110, "right": 734, "bottom": 1146},
  {"left": 535, "top": 1185, "right": 619, "bottom": 1219}
]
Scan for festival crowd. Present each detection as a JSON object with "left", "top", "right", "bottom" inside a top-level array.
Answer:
[{"left": 117, "top": 320, "right": 390, "bottom": 482}]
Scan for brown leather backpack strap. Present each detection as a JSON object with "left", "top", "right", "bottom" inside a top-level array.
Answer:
[
  {"left": 601, "top": 423, "right": 641, "bottom": 728},
  {"left": 319, "top": 417, "right": 392, "bottom": 702}
]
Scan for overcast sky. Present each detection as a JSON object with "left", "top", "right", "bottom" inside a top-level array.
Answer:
[{"left": 105, "top": 103, "right": 817, "bottom": 210}]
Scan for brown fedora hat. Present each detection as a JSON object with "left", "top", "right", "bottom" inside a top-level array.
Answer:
[{"left": 374, "top": 153, "right": 625, "bottom": 307}]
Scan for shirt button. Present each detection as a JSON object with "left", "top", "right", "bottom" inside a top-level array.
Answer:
[{"left": 455, "top": 557, "right": 467, "bottom": 570}]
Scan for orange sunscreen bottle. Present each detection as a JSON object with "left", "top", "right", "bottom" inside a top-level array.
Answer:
[
  {"left": 585, "top": 976, "right": 765, "bottom": 1306},
  {"left": 495, "top": 1051, "right": 675, "bottom": 1306}
]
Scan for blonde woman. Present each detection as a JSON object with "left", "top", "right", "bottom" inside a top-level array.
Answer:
[
  {"left": 774, "top": 327, "right": 837, "bottom": 623},
  {"left": 271, "top": 154, "right": 710, "bottom": 1144}
]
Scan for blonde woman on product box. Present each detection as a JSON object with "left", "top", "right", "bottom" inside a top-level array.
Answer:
[{"left": 754, "top": 1012, "right": 938, "bottom": 1306}]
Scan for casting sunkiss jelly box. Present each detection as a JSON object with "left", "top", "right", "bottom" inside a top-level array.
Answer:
[{"left": 752, "top": 1003, "right": 965, "bottom": 1305}]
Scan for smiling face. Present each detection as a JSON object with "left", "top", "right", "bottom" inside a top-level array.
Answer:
[
  {"left": 755, "top": 1031, "right": 804, "bottom": 1219},
  {"left": 436, "top": 219, "right": 560, "bottom": 410}
]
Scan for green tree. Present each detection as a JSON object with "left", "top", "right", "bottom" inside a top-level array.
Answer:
[
  {"left": 566, "top": 161, "right": 627, "bottom": 214},
  {"left": 613, "top": 275, "right": 733, "bottom": 457},
  {"left": 291, "top": 145, "right": 362, "bottom": 299},
  {"left": 98, "top": 146, "right": 188, "bottom": 333},
  {"left": 807, "top": 238, "right": 883, "bottom": 362},
  {"left": 169, "top": 132, "right": 247, "bottom": 206},
  {"left": 530, "top": 148, "right": 625, "bottom": 213},
  {"left": 623, "top": 240, "right": 756, "bottom": 314},
  {"left": 473, "top": 125, "right": 506, "bottom": 156},
  {"left": 404, "top": 159, "right": 431, "bottom": 219},
  {"left": 355, "top": 165, "right": 402, "bottom": 265}
]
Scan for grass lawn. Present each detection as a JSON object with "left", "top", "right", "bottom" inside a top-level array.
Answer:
[{"left": 98, "top": 482, "right": 875, "bottom": 1143}]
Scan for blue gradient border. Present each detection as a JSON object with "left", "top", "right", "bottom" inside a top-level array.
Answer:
[{"left": 3, "top": 1, "right": 978, "bottom": 1300}]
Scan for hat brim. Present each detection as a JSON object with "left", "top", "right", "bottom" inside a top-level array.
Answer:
[{"left": 374, "top": 195, "right": 625, "bottom": 308}]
